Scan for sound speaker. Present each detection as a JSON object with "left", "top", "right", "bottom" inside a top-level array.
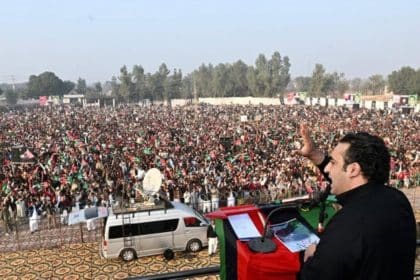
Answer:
[
  {"left": 402, "top": 107, "right": 412, "bottom": 114},
  {"left": 371, "top": 101, "right": 376, "bottom": 109}
]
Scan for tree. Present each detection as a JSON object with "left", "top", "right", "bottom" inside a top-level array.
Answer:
[
  {"left": 350, "top": 78, "right": 363, "bottom": 93},
  {"left": 247, "top": 66, "right": 258, "bottom": 97},
  {"left": 212, "top": 63, "right": 234, "bottom": 97},
  {"left": 171, "top": 69, "right": 183, "bottom": 99},
  {"left": 269, "top": 52, "right": 291, "bottom": 97},
  {"left": 63, "top": 81, "right": 75, "bottom": 95},
  {"left": 255, "top": 54, "right": 270, "bottom": 96},
  {"left": 94, "top": 82, "right": 102, "bottom": 94},
  {"left": 366, "top": 74, "right": 386, "bottom": 95},
  {"left": 5, "top": 89, "right": 18, "bottom": 105},
  {"left": 414, "top": 70, "right": 420, "bottom": 98},
  {"left": 27, "top": 72, "right": 67, "bottom": 97},
  {"left": 76, "top": 78, "right": 87, "bottom": 95},
  {"left": 148, "top": 63, "right": 170, "bottom": 101},
  {"left": 388, "top": 67, "right": 418, "bottom": 96},
  {"left": 85, "top": 82, "right": 103, "bottom": 102},
  {"left": 231, "top": 60, "right": 249, "bottom": 97},
  {"left": 246, "top": 51, "right": 292, "bottom": 97},
  {"left": 293, "top": 76, "right": 312, "bottom": 92},
  {"left": 164, "top": 69, "right": 183, "bottom": 105},
  {"left": 118, "top": 65, "right": 134, "bottom": 102},
  {"left": 110, "top": 76, "right": 120, "bottom": 100},
  {"left": 321, "top": 72, "right": 348, "bottom": 98},
  {"left": 337, "top": 77, "right": 350, "bottom": 97},
  {"left": 133, "top": 65, "right": 146, "bottom": 101},
  {"left": 321, "top": 73, "right": 336, "bottom": 97},
  {"left": 310, "top": 64, "right": 326, "bottom": 97},
  {"left": 181, "top": 74, "right": 193, "bottom": 100},
  {"left": 144, "top": 73, "right": 154, "bottom": 103},
  {"left": 147, "top": 63, "right": 170, "bottom": 101},
  {"left": 194, "top": 64, "right": 214, "bottom": 97}
]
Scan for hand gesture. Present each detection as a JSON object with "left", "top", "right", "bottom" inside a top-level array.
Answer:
[
  {"left": 298, "top": 123, "right": 316, "bottom": 158},
  {"left": 297, "top": 123, "right": 325, "bottom": 165}
]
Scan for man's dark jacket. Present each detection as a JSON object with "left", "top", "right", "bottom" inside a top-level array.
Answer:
[{"left": 300, "top": 180, "right": 416, "bottom": 280}]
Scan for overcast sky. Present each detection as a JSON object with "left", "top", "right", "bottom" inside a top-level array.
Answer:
[{"left": 1, "top": 0, "right": 419, "bottom": 84}]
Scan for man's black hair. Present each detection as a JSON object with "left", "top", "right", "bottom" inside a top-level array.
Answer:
[{"left": 339, "top": 132, "right": 390, "bottom": 185}]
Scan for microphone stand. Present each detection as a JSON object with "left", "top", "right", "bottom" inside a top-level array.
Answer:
[
  {"left": 247, "top": 186, "right": 330, "bottom": 253},
  {"left": 247, "top": 204, "right": 298, "bottom": 253},
  {"left": 316, "top": 185, "right": 331, "bottom": 234}
]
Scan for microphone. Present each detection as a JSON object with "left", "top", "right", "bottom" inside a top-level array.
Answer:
[
  {"left": 248, "top": 187, "right": 331, "bottom": 253},
  {"left": 308, "top": 184, "right": 331, "bottom": 208},
  {"left": 247, "top": 204, "right": 298, "bottom": 253},
  {"left": 314, "top": 185, "right": 331, "bottom": 233}
]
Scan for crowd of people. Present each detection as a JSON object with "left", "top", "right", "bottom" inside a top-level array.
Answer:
[{"left": 0, "top": 103, "right": 419, "bottom": 235}]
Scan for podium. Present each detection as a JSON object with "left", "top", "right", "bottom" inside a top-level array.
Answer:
[
  {"left": 207, "top": 200, "right": 336, "bottom": 280},
  {"left": 207, "top": 204, "right": 302, "bottom": 280}
]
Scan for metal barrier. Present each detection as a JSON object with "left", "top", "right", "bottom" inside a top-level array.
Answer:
[
  {"left": 127, "top": 266, "right": 220, "bottom": 280},
  {"left": 0, "top": 214, "right": 102, "bottom": 252}
]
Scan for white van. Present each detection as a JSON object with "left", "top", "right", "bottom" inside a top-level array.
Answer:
[{"left": 100, "top": 200, "right": 209, "bottom": 261}]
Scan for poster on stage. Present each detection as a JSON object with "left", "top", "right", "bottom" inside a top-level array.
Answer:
[{"left": 272, "top": 218, "right": 319, "bottom": 252}]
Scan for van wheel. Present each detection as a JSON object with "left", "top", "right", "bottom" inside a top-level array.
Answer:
[
  {"left": 186, "top": 239, "right": 202, "bottom": 253},
  {"left": 120, "top": 248, "right": 136, "bottom": 262}
]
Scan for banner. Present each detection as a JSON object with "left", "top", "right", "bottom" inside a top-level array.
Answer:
[
  {"left": 408, "top": 95, "right": 417, "bottom": 106},
  {"left": 10, "top": 146, "right": 36, "bottom": 164},
  {"left": 68, "top": 206, "right": 108, "bottom": 225},
  {"left": 39, "top": 96, "right": 48, "bottom": 106},
  {"left": 68, "top": 210, "right": 85, "bottom": 225}
]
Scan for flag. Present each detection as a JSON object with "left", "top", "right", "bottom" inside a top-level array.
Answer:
[
  {"left": 66, "top": 130, "right": 77, "bottom": 140},
  {"left": 20, "top": 149, "right": 35, "bottom": 160},
  {"left": 2, "top": 183, "right": 10, "bottom": 194},
  {"left": 143, "top": 147, "right": 152, "bottom": 155},
  {"left": 210, "top": 150, "right": 216, "bottom": 159}
]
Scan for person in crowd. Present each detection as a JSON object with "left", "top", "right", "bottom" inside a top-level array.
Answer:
[
  {"left": 227, "top": 188, "right": 236, "bottom": 207},
  {"left": 207, "top": 219, "right": 218, "bottom": 256},
  {"left": 28, "top": 199, "right": 41, "bottom": 234},
  {"left": 183, "top": 187, "right": 191, "bottom": 207},
  {"left": 0, "top": 104, "right": 418, "bottom": 238},
  {"left": 86, "top": 201, "right": 96, "bottom": 232},
  {"left": 44, "top": 198, "right": 56, "bottom": 230},
  {"left": 298, "top": 123, "right": 416, "bottom": 280},
  {"left": 0, "top": 199, "right": 13, "bottom": 236},
  {"left": 210, "top": 186, "right": 219, "bottom": 211}
]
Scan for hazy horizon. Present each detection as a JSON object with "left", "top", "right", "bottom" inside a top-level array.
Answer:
[{"left": 1, "top": 0, "right": 419, "bottom": 84}]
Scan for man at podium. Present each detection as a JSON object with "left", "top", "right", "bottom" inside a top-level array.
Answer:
[{"left": 297, "top": 124, "right": 416, "bottom": 280}]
